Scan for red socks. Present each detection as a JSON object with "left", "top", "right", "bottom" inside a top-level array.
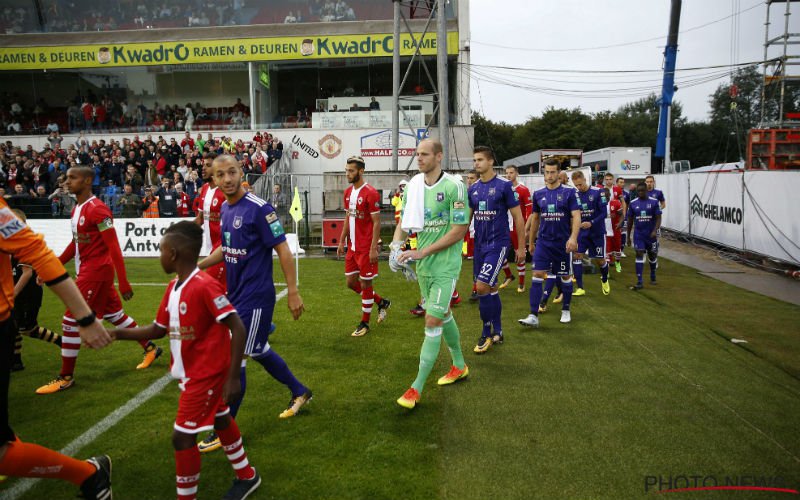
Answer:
[
  {"left": 217, "top": 418, "right": 256, "bottom": 481},
  {"left": 175, "top": 447, "right": 201, "bottom": 500}
]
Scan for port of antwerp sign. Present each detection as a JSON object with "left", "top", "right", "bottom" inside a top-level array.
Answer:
[{"left": 0, "top": 32, "right": 458, "bottom": 70}]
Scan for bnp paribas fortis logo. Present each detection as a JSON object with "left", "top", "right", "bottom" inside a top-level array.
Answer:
[{"left": 691, "top": 194, "right": 703, "bottom": 216}]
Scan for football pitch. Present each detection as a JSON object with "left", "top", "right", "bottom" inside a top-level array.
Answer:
[{"left": 5, "top": 255, "right": 800, "bottom": 499}]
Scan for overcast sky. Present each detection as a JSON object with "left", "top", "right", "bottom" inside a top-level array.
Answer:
[{"left": 468, "top": 0, "right": 784, "bottom": 123}]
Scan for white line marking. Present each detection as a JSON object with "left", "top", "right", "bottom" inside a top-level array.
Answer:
[
  {"left": 3, "top": 286, "right": 290, "bottom": 500},
  {"left": 1, "top": 375, "right": 172, "bottom": 500},
  {"left": 126, "top": 283, "right": 288, "bottom": 287}
]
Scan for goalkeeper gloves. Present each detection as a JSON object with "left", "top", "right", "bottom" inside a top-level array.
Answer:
[{"left": 389, "top": 241, "right": 417, "bottom": 281}]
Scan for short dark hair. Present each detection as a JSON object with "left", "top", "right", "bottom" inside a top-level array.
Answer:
[
  {"left": 505, "top": 164, "right": 518, "bottom": 172},
  {"left": 543, "top": 158, "right": 560, "bottom": 168},
  {"left": 604, "top": 172, "right": 614, "bottom": 179},
  {"left": 346, "top": 155, "right": 365, "bottom": 169},
  {"left": 473, "top": 146, "right": 496, "bottom": 164},
  {"left": 645, "top": 175, "right": 655, "bottom": 181},
  {"left": 637, "top": 181, "right": 647, "bottom": 190},
  {"left": 467, "top": 169, "right": 478, "bottom": 176},
  {"left": 68, "top": 165, "right": 94, "bottom": 178},
  {"left": 164, "top": 221, "right": 203, "bottom": 260},
  {"left": 203, "top": 152, "right": 218, "bottom": 160}
]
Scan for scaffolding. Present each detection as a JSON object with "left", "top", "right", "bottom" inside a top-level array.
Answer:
[
  {"left": 390, "top": 0, "right": 449, "bottom": 171},
  {"left": 760, "top": 0, "right": 800, "bottom": 128}
]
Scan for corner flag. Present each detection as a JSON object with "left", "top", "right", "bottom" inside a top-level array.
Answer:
[{"left": 290, "top": 186, "right": 303, "bottom": 222}]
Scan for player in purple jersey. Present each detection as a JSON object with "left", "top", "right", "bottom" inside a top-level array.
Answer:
[
  {"left": 519, "top": 159, "right": 581, "bottom": 327},
  {"left": 645, "top": 175, "right": 666, "bottom": 210},
  {"left": 626, "top": 182, "right": 662, "bottom": 290},
  {"left": 570, "top": 170, "right": 611, "bottom": 296},
  {"left": 197, "top": 155, "right": 311, "bottom": 452},
  {"left": 469, "top": 146, "right": 525, "bottom": 353},
  {"left": 538, "top": 170, "right": 570, "bottom": 311}
]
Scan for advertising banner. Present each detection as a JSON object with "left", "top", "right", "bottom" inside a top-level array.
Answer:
[
  {"left": 687, "top": 172, "right": 744, "bottom": 250},
  {"left": 27, "top": 217, "right": 306, "bottom": 258},
  {"left": 743, "top": 172, "right": 800, "bottom": 264},
  {"left": 652, "top": 174, "right": 688, "bottom": 233},
  {"left": 28, "top": 217, "right": 195, "bottom": 258},
  {"left": 0, "top": 32, "right": 459, "bottom": 70}
]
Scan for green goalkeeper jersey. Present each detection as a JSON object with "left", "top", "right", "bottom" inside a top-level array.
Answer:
[{"left": 402, "top": 172, "right": 470, "bottom": 278}]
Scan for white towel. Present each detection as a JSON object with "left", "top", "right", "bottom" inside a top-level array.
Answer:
[{"left": 401, "top": 172, "right": 426, "bottom": 233}]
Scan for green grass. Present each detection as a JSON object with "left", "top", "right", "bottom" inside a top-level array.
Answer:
[{"left": 5, "top": 255, "right": 800, "bottom": 499}]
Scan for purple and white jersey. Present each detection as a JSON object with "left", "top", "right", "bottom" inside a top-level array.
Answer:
[
  {"left": 221, "top": 192, "right": 286, "bottom": 311},
  {"left": 628, "top": 197, "right": 661, "bottom": 236},
  {"left": 468, "top": 175, "right": 518, "bottom": 249},
  {"left": 648, "top": 189, "right": 665, "bottom": 205},
  {"left": 575, "top": 187, "right": 607, "bottom": 237},
  {"left": 532, "top": 185, "right": 580, "bottom": 243}
]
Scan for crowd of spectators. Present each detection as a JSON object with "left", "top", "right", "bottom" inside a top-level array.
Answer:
[
  {"left": 2, "top": 0, "right": 386, "bottom": 34},
  {"left": 0, "top": 130, "right": 285, "bottom": 219},
  {"left": 284, "top": 0, "right": 355, "bottom": 23},
  {"left": 2, "top": 0, "right": 245, "bottom": 34},
  {"left": 1, "top": 91, "right": 252, "bottom": 136}
]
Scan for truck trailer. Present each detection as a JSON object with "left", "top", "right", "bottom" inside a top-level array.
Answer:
[{"left": 582, "top": 147, "right": 652, "bottom": 177}]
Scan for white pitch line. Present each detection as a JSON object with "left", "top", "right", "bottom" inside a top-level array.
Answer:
[
  {"left": 3, "top": 286, "right": 289, "bottom": 500},
  {"left": 1, "top": 374, "right": 172, "bottom": 500},
  {"left": 126, "top": 283, "right": 288, "bottom": 287}
]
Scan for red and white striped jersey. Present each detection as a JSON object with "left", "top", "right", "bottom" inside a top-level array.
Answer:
[
  {"left": 70, "top": 196, "right": 114, "bottom": 281},
  {"left": 154, "top": 268, "right": 236, "bottom": 382},
  {"left": 197, "top": 183, "right": 225, "bottom": 255},
  {"left": 344, "top": 183, "right": 381, "bottom": 252}
]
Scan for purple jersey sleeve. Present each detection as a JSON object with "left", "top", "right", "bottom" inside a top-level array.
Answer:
[
  {"left": 503, "top": 180, "right": 520, "bottom": 210},
  {"left": 257, "top": 203, "right": 287, "bottom": 249}
]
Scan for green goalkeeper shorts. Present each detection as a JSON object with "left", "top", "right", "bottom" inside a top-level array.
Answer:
[{"left": 418, "top": 274, "right": 458, "bottom": 320}]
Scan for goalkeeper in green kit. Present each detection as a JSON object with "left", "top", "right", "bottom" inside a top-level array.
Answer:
[{"left": 389, "top": 139, "right": 470, "bottom": 409}]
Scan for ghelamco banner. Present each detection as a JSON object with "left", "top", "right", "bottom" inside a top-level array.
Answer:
[{"left": 0, "top": 31, "right": 458, "bottom": 70}]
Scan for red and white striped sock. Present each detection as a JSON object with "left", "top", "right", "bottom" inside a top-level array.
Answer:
[
  {"left": 361, "top": 286, "right": 374, "bottom": 323},
  {"left": 502, "top": 262, "right": 513, "bottom": 279},
  {"left": 105, "top": 310, "right": 148, "bottom": 349},
  {"left": 517, "top": 263, "right": 526, "bottom": 286},
  {"left": 60, "top": 316, "right": 80, "bottom": 377},
  {"left": 217, "top": 418, "right": 256, "bottom": 480},
  {"left": 175, "top": 447, "right": 201, "bottom": 500}
]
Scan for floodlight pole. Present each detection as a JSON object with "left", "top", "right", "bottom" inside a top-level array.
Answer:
[
  {"left": 391, "top": 0, "right": 401, "bottom": 171},
  {"left": 436, "top": 0, "right": 449, "bottom": 169}
]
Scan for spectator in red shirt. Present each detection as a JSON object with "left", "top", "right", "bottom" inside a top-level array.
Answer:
[
  {"left": 94, "top": 103, "right": 106, "bottom": 131},
  {"left": 81, "top": 100, "right": 93, "bottom": 131},
  {"left": 180, "top": 131, "right": 194, "bottom": 151},
  {"left": 175, "top": 182, "right": 191, "bottom": 217},
  {"left": 156, "top": 148, "right": 169, "bottom": 178}
]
